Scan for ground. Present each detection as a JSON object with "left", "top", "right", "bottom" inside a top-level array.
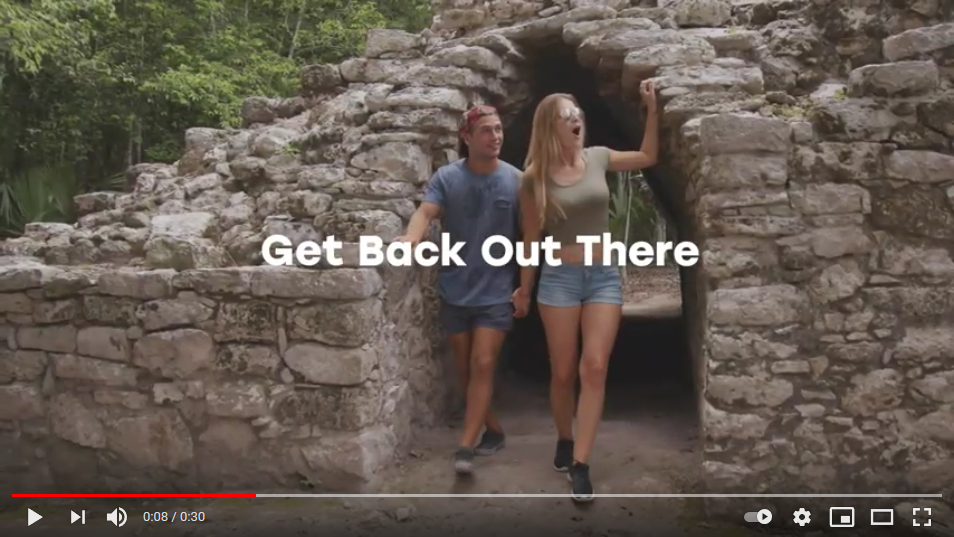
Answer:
[{"left": 622, "top": 266, "right": 682, "bottom": 318}]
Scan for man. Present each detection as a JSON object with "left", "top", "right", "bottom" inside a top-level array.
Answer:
[{"left": 395, "top": 104, "right": 530, "bottom": 476}]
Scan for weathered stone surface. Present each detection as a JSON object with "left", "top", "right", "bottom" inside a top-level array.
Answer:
[
  {"left": 52, "top": 353, "right": 139, "bottom": 387},
  {"left": 0, "top": 349, "right": 48, "bottom": 383},
  {"left": 17, "top": 325, "right": 76, "bottom": 353},
  {"left": 283, "top": 344, "right": 377, "bottom": 386},
  {"left": 106, "top": 410, "right": 194, "bottom": 470},
  {"left": 76, "top": 326, "right": 130, "bottom": 362},
  {"left": 843, "top": 369, "right": 904, "bottom": 416},
  {"left": 883, "top": 23, "right": 954, "bottom": 62},
  {"left": 693, "top": 114, "right": 791, "bottom": 155},
  {"left": 50, "top": 393, "right": 106, "bottom": 448},
  {"left": 847, "top": 61, "right": 939, "bottom": 97},
  {"left": 659, "top": 0, "right": 730, "bottom": 27},
  {"left": 249, "top": 268, "right": 382, "bottom": 300},
  {"left": 707, "top": 375, "right": 794, "bottom": 408},
  {"left": 788, "top": 183, "right": 871, "bottom": 215},
  {"left": 133, "top": 329, "right": 215, "bottom": 379},
  {"left": 215, "top": 344, "right": 281, "bottom": 376},
  {"left": 0, "top": 384, "right": 45, "bottom": 420},
  {"left": 96, "top": 270, "right": 174, "bottom": 299},
  {"left": 364, "top": 29, "right": 422, "bottom": 58},
  {"left": 709, "top": 285, "right": 808, "bottom": 326},
  {"left": 136, "top": 298, "right": 214, "bottom": 332},
  {"left": 206, "top": 382, "right": 269, "bottom": 418},
  {"left": 885, "top": 150, "right": 954, "bottom": 184},
  {"left": 287, "top": 299, "right": 382, "bottom": 347}
]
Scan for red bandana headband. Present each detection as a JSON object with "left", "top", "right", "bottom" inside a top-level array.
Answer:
[{"left": 459, "top": 104, "right": 498, "bottom": 136}]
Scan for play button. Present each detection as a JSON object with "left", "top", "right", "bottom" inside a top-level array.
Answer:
[{"left": 27, "top": 509, "right": 42, "bottom": 526}]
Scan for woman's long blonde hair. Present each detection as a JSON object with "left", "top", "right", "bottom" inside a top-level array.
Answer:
[{"left": 521, "top": 93, "right": 581, "bottom": 230}]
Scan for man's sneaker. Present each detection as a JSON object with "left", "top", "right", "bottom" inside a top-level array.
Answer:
[
  {"left": 568, "top": 461, "right": 594, "bottom": 502},
  {"left": 474, "top": 429, "right": 506, "bottom": 455},
  {"left": 553, "top": 439, "right": 574, "bottom": 472},
  {"left": 454, "top": 447, "right": 475, "bottom": 475}
]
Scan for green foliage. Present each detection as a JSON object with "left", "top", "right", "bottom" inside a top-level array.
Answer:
[
  {"left": 0, "top": 166, "right": 79, "bottom": 237},
  {"left": 0, "top": 0, "right": 433, "bottom": 235},
  {"left": 608, "top": 171, "right": 659, "bottom": 247}
]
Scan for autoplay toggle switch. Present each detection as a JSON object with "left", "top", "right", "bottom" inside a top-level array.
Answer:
[{"left": 744, "top": 509, "right": 773, "bottom": 524}]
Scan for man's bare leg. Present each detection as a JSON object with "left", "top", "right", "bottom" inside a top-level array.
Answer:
[
  {"left": 454, "top": 326, "right": 508, "bottom": 474},
  {"left": 449, "top": 332, "right": 503, "bottom": 437}
]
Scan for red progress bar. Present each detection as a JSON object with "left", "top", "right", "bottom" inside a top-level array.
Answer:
[{"left": 12, "top": 494, "right": 256, "bottom": 498}]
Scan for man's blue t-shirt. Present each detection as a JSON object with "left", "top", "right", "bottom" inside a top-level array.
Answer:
[{"left": 421, "top": 159, "right": 521, "bottom": 308}]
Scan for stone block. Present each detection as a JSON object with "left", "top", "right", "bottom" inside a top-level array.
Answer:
[
  {"left": 848, "top": 61, "right": 939, "bottom": 97},
  {"left": 133, "top": 329, "right": 215, "bottom": 379},
  {"left": 283, "top": 344, "right": 377, "bottom": 386},
  {"left": 893, "top": 327, "right": 954, "bottom": 363},
  {"left": 76, "top": 326, "right": 130, "bottom": 362},
  {"left": 50, "top": 393, "right": 105, "bottom": 448},
  {"left": 17, "top": 325, "right": 76, "bottom": 354},
  {"left": 788, "top": 183, "right": 871, "bottom": 215},
  {"left": 215, "top": 344, "right": 282, "bottom": 377},
  {"left": 364, "top": 29, "right": 423, "bottom": 58},
  {"left": 96, "top": 270, "right": 175, "bottom": 300},
  {"left": 885, "top": 150, "right": 954, "bottom": 184},
  {"left": 105, "top": 410, "right": 194, "bottom": 471},
  {"left": 696, "top": 114, "right": 791, "bottom": 155},
  {"left": 51, "top": 353, "right": 139, "bottom": 387},
  {"left": 659, "top": 0, "right": 731, "bottom": 27},
  {"left": 135, "top": 298, "right": 215, "bottom": 332},
  {"left": 709, "top": 285, "right": 808, "bottom": 326},
  {"left": 287, "top": 299, "right": 383, "bottom": 347},
  {"left": 248, "top": 268, "right": 382, "bottom": 300},
  {"left": 698, "top": 154, "right": 788, "bottom": 191},
  {"left": 883, "top": 23, "right": 954, "bottom": 62},
  {"left": 0, "top": 384, "right": 45, "bottom": 420},
  {"left": 707, "top": 375, "right": 794, "bottom": 408},
  {"left": 205, "top": 382, "right": 269, "bottom": 418},
  {"left": 563, "top": 17, "right": 661, "bottom": 47},
  {"left": 350, "top": 142, "right": 431, "bottom": 185},
  {"left": 297, "top": 426, "right": 396, "bottom": 491},
  {"left": 842, "top": 369, "right": 904, "bottom": 416}
]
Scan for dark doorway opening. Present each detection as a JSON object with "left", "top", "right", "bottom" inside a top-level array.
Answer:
[{"left": 497, "top": 40, "right": 697, "bottom": 429}]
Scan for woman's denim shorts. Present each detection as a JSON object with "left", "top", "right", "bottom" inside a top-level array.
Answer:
[{"left": 536, "top": 262, "right": 623, "bottom": 307}]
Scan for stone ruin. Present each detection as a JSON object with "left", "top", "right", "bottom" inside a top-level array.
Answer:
[{"left": 2, "top": 0, "right": 953, "bottom": 517}]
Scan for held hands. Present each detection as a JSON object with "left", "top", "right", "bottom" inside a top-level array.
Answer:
[
  {"left": 639, "top": 79, "right": 657, "bottom": 112},
  {"left": 511, "top": 287, "right": 529, "bottom": 318}
]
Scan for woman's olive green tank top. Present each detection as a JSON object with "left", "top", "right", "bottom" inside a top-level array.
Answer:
[{"left": 544, "top": 146, "right": 613, "bottom": 246}]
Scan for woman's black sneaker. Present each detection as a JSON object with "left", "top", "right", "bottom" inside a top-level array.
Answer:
[
  {"left": 553, "top": 439, "right": 574, "bottom": 472},
  {"left": 475, "top": 429, "right": 506, "bottom": 455},
  {"left": 568, "top": 461, "right": 594, "bottom": 502}
]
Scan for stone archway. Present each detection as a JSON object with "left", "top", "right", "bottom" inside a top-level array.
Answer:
[{"left": 2, "top": 0, "right": 953, "bottom": 525}]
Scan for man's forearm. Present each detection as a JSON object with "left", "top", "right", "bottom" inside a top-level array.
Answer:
[{"left": 404, "top": 210, "right": 433, "bottom": 242}]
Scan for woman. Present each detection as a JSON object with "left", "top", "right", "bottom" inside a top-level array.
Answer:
[{"left": 513, "top": 80, "right": 658, "bottom": 502}]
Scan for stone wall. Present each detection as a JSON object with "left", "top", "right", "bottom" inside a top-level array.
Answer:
[
  {"left": 1, "top": 261, "right": 444, "bottom": 495},
  {"left": 1, "top": 0, "right": 952, "bottom": 514}
]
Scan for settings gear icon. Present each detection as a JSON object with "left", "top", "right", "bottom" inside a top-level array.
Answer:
[{"left": 793, "top": 508, "right": 811, "bottom": 526}]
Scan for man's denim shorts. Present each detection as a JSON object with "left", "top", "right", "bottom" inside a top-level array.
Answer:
[
  {"left": 440, "top": 300, "right": 514, "bottom": 335},
  {"left": 536, "top": 262, "right": 624, "bottom": 308}
]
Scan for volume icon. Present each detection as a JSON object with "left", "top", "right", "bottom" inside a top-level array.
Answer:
[{"left": 106, "top": 507, "right": 127, "bottom": 527}]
